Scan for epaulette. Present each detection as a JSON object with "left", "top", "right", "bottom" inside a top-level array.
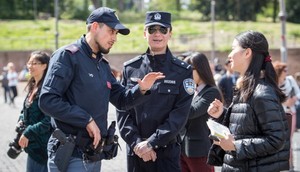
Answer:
[
  {"left": 123, "top": 55, "right": 143, "bottom": 66},
  {"left": 171, "top": 57, "right": 191, "bottom": 70},
  {"left": 65, "top": 44, "right": 79, "bottom": 54}
]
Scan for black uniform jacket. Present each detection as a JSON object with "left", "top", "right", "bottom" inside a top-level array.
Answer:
[
  {"left": 117, "top": 48, "right": 194, "bottom": 152},
  {"left": 181, "top": 85, "right": 222, "bottom": 157},
  {"left": 208, "top": 79, "right": 290, "bottom": 171},
  {"left": 39, "top": 35, "right": 148, "bottom": 137}
]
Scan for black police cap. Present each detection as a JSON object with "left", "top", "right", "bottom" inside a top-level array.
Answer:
[
  {"left": 145, "top": 11, "right": 171, "bottom": 28},
  {"left": 86, "top": 7, "right": 130, "bottom": 35}
]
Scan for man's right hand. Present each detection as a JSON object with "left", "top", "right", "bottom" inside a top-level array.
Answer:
[
  {"left": 141, "top": 150, "right": 157, "bottom": 162},
  {"left": 86, "top": 119, "right": 101, "bottom": 149},
  {"left": 134, "top": 141, "right": 157, "bottom": 162}
]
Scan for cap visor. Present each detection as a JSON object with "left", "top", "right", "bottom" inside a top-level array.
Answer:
[
  {"left": 145, "top": 22, "right": 170, "bottom": 28},
  {"left": 106, "top": 22, "right": 130, "bottom": 35}
]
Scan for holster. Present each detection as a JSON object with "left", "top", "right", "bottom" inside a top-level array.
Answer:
[
  {"left": 84, "top": 135, "right": 119, "bottom": 161},
  {"left": 52, "top": 128, "right": 76, "bottom": 172},
  {"left": 83, "top": 121, "right": 119, "bottom": 161}
]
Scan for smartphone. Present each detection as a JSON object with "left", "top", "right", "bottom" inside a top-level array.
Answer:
[{"left": 209, "top": 134, "right": 220, "bottom": 141}]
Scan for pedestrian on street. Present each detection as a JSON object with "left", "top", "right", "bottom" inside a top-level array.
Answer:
[
  {"left": 180, "top": 52, "right": 222, "bottom": 172},
  {"left": 272, "top": 61, "right": 300, "bottom": 170},
  {"left": 1, "top": 66, "right": 11, "bottom": 103},
  {"left": 7, "top": 62, "right": 18, "bottom": 106},
  {"left": 39, "top": 7, "right": 164, "bottom": 172},
  {"left": 207, "top": 30, "right": 290, "bottom": 171},
  {"left": 17, "top": 51, "right": 52, "bottom": 172},
  {"left": 116, "top": 11, "right": 194, "bottom": 172}
]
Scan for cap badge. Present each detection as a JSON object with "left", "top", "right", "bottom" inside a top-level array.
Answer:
[{"left": 154, "top": 13, "right": 161, "bottom": 21}]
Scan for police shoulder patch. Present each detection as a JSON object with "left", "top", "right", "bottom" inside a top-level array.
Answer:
[
  {"left": 183, "top": 78, "right": 195, "bottom": 95},
  {"left": 65, "top": 44, "right": 79, "bottom": 54},
  {"left": 171, "top": 57, "right": 190, "bottom": 70},
  {"left": 124, "top": 55, "right": 143, "bottom": 66}
]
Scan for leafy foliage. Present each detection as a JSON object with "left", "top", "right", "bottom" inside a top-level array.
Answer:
[
  {"left": 286, "top": 0, "right": 300, "bottom": 23},
  {"left": 0, "top": 0, "right": 299, "bottom": 23},
  {"left": 1, "top": 19, "right": 299, "bottom": 53}
]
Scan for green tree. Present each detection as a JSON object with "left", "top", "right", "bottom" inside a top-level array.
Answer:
[
  {"left": 286, "top": 0, "right": 300, "bottom": 23},
  {"left": 148, "top": 0, "right": 178, "bottom": 11},
  {"left": 193, "top": 0, "right": 269, "bottom": 21},
  {"left": 0, "top": 0, "right": 34, "bottom": 19}
]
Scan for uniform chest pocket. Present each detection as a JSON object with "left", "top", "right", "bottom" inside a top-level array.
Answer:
[{"left": 158, "top": 84, "right": 179, "bottom": 95}]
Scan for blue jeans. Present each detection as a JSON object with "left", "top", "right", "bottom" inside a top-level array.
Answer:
[
  {"left": 27, "top": 155, "right": 48, "bottom": 172},
  {"left": 48, "top": 155, "right": 101, "bottom": 172},
  {"left": 47, "top": 135, "right": 102, "bottom": 172}
]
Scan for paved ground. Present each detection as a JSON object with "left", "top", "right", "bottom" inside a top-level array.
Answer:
[{"left": 0, "top": 82, "right": 299, "bottom": 172}]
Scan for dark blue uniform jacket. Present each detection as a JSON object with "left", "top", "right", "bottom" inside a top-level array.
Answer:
[
  {"left": 117, "top": 48, "right": 194, "bottom": 151},
  {"left": 39, "top": 35, "right": 146, "bottom": 137}
]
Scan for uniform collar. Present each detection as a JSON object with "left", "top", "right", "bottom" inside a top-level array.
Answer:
[
  {"left": 145, "top": 46, "right": 172, "bottom": 63},
  {"left": 81, "top": 35, "right": 103, "bottom": 60}
]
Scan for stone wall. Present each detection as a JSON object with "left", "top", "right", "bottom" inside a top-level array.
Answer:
[{"left": 1, "top": 48, "right": 299, "bottom": 75}]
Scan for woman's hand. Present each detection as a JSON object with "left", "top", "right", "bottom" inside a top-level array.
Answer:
[
  {"left": 18, "top": 134, "right": 29, "bottom": 149},
  {"left": 214, "top": 134, "right": 236, "bottom": 151},
  {"left": 207, "top": 99, "right": 224, "bottom": 118}
]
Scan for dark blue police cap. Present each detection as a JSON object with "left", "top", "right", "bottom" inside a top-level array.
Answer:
[
  {"left": 86, "top": 7, "right": 130, "bottom": 35},
  {"left": 145, "top": 11, "right": 171, "bottom": 28}
]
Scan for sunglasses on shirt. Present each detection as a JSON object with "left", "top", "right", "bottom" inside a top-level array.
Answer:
[{"left": 147, "top": 26, "right": 168, "bottom": 35}]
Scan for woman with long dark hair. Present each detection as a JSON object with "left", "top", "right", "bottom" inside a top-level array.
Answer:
[
  {"left": 207, "top": 31, "right": 290, "bottom": 171},
  {"left": 180, "top": 52, "right": 222, "bottom": 172},
  {"left": 17, "top": 51, "right": 52, "bottom": 172}
]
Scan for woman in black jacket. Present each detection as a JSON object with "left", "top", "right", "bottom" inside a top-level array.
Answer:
[
  {"left": 207, "top": 31, "right": 290, "bottom": 171},
  {"left": 180, "top": 52, "right": 222, "bottom": 172}
]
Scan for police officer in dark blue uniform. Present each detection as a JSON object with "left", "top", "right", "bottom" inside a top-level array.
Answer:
[
  {"left": 39, "top": 7, "right": 164, "bottom": 172},
  {"left": 117, "top": 11, "right": 195, "bottom": 172}
]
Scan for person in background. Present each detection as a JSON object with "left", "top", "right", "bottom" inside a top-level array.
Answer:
[
  {"left": 176, "top": 51, "right": 194, "bottom": 61},
  {"left": 217, "top": 59, "right": 238, "bottom": 107},
  {"left": 180, "top": 52, "right": 222, "bottom": 172},
  {"left": 207, "top": 30, "right": 290, "bottom": 171},
  {"left": 1, "top": 66, "right": 10, "bottom": 103},
  {"left": 7, "top": 62, "right": 18, "bottom": 106},
  {"left": 209, "top": 61, "right": 222, "bottom": 86},
  {"left": 272, "top": 61, "right": 300, "bottom": 171},
  {"left": 39, "top": 7, "right": 164, "bottom": 172},
  {"left": 295, "top": 72, "right": 300, "bottom": 88},
  {"left": 17, "top": 51, "right": 52, "bottom": 172},
  {"left": 110, "top": 65, "right": 122, "bottom": 82},
  {"left": 294, "top": 72, "right": 300, "bottom": 130},
  {"left": 18, "top": 65, "right": 29, "bottom": 81},
  {"left": 273, "top": 61, "right": 300, "bottom": 132},
  {"left": 116, "top": 11, "right": 194, "bottom": 172}
]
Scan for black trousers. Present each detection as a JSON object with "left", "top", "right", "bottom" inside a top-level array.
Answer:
[
  {"left": 9, "top": 86, "right": 17, "bottom": 103},
  {"left": 127, "top": 143, "right": 181, "bottom": 172}
]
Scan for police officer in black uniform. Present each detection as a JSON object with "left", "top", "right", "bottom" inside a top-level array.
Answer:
[
  {"left": 39, "top": 7, "right": 164, "bottom": 172},
  {"left": 117, "top": 11, "right": 195, "bottom": 172}
]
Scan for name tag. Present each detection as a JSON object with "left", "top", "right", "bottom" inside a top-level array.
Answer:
[{"left": 164, "top": 80, "right": 176, "bottom": 84}]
